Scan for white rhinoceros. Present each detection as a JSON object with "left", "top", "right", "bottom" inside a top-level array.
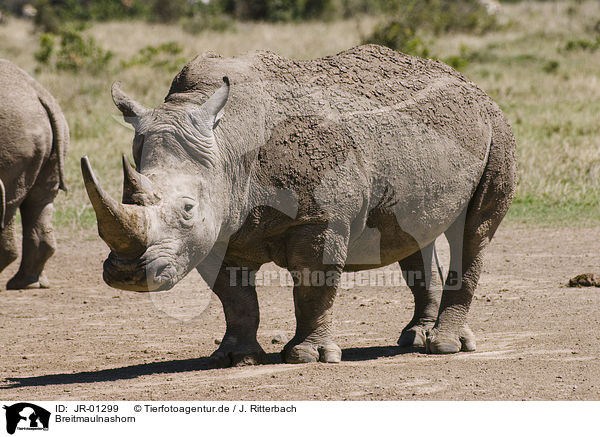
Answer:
[
  {"left": 82, "top": 45, "right": 516, "bottom": 365},
  {"left": 0, "top": 59, "right": 68, "bottom": 289}
]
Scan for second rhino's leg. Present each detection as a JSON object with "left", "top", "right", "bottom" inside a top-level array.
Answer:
[
  {"left": 282, "top": 225, "right": 347, "bottom": 364},
  {"left": 0, "top": 216, "right": 18, "bottom": 275},
  {"left": 198, "top": 260, "right": 267, "bottom": 367},
  {"left": 398, "top": 241, "right": 442, "bottom": 347},
  {"left": 7, "top": 197, "right": 56, "bottom": 290}
]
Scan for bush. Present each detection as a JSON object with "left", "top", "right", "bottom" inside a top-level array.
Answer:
[
  {"left": 120, "top": 42, "right": 186, "bottom": 73},
  {"left": 443, "top": 44, "right": 472, "bottom": 71},
  {"left": 182, "top": 1, "right": 234, "bottom": 34},
  {"left": 34, "top": 0, "right": 62, "bottom": 33},
  {"left": 33, "top": 0, "right": 149, "bottom": 31},
  {"left": 34, "top": 26, "right": 113, "bottom": 73},
  {"left": 148, "top": 0, "right": 189, "bottom": 23},
  {"left": 364, "top": 20, "right": 431, "bottom": 57},
  {"left": 363, "top": 0, "right": 497, "bottom": 54},
  {"left": 334, "top": 0, "right": 390, "bottom": 18},
  {"left": 542, "top": 60, "right": 559, "bottom": 74},
  {"left": 219, "top": 0, "right": 336, "bottom": 21},
  {"left": 0, "top": 0, "right": 31, "bottom": 15},
  {"left": 55, "top": 26, "right": 113, "bottom": 72},
  {"left": 34, "top": 32, "right": 55, "bottom": 64},
  {"left": 182, "top": 13, "right": 234, "bottom": 33},
  {"left": 564, "top": 36, "right": 600, "bottom": 52}
]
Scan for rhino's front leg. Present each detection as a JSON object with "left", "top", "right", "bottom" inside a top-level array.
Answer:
[
  {"left": 282, "top": 225, "right": 347, "bottom": 364},
  {"left": 198, "top": 261, "right": 268, "bottom": 367}
]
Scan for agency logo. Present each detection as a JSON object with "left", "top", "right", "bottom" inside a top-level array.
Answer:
[{"left": 3, "top": 403, "right": 50, "bottom": 435}]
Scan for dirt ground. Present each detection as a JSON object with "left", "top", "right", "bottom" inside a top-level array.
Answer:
[{"left": 1, "top": 223, "right": 599, "bottom": 400}]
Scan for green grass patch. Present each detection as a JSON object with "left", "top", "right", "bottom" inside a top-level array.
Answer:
[{"left": 506, "top": 196, "right": 600, "bottom": 226}]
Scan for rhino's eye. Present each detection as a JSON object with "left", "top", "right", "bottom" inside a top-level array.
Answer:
[{"left": 180, "top": 198, "right": 198, "bottom": 223}]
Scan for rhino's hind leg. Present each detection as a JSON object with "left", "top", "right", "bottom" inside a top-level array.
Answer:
[
  {"left": 426, "top": 213, "right": 480, "bottom": 354},
  {"left": 200, "top": 261, "right": 268, "bottom": 368},
  {"left": 7, "top": 195, "right": 56, "bottom": 290},
  {"left": 426, "top": 125, "right": 516, "bottom": 354},
  {"left": 398, "top": 242, "right": 441, "bottom": 348},
  {"left": 0, "top": 216, "right": 18, "bottom": 275},
  {"left": 282, "top": 225, "right": 346, "bottom": 364}
]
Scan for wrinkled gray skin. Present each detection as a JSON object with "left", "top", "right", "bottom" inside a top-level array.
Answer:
[
  {"left": 82, "top": 45, "right": 516, "bottom": 366},
  {"left": 0, "top": 59, "right": 68, "bottom": 289}
]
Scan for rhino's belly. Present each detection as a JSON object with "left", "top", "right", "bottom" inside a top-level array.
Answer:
[
  {"left": 342, "top": 143, "right": 485, "bottom": 270},
  {"left": 344, "top": 227, "right": 421, "bottom": 271},
  {"left": 343, "top": 200, "right": 461, "bottom": 271}
]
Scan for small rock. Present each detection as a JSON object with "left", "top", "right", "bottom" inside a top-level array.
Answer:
[
  {"left": 271, "top": 333, "right": 287, "bottom": 344},
  {"left": 568, "top": 273, "right": 600, "bottom": 287}
]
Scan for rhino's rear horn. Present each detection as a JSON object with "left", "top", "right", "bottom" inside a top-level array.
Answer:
[
  {"left": 112, "top": 82, "right": 149, "bottom": 122},
  {"left": 81, "top": 156, "right": 148, "bottom": 257},
  {"left": 122, "top": 155, "right": 159, "bottom": 205}
]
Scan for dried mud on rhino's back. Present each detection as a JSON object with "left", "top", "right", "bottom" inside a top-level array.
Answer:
[{"left": 167, "top": 44, "right": 489, "bottom": 111}]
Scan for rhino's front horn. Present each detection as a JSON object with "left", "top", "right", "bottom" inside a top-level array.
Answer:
[
  {"left": 81, "top": 156, "right": 148, "bottom": 257},
  {"left": 121, "top": 155, "right": 159, "bottom": 205}
]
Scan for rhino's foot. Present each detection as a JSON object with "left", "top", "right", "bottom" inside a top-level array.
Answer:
[
  {"left": 282, "top": 338, "right": 342, "bottom": 364},
  {"left": 398, "top": 320, "right": 435, "bottom": 348},
  {"left": 209, "top": 338, "right": 268, "bottom": 368},
  {"left": 425, "top": 325, "right": 476, "bottom": 354},
  {"left": 6, "top": 273, "right": 50, "bottom": 290}
]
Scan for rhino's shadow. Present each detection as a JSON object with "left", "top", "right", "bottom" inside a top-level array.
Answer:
[{"left": 1, "top": 346, "right": 419, "bottom": 389}]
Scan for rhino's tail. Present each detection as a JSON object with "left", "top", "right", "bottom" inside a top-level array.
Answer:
[
  {"left": 0, "top": 178, "right": 5, "bottom": 230},
  {"left": 36, "top": 86, "right": 69, "bottom": 192}
]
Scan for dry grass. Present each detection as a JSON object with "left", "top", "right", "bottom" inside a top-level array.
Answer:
[{"left": 0, "top": 1, "right": 598, "bottom": 227}]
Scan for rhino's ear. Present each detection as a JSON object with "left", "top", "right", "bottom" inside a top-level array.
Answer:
[
  {"left": 201, "top": 76, "right": 230, "bottom": 129},
  {"left": 111, "top": 82, "right": 149, "bottom": 126}
]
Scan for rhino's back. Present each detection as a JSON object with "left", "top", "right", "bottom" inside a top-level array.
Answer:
[
  {"left": 168, "top": 45, "right": 493, "bottom": 162},
  {"left": 170, "top": 44, "right": 475, "bottom": 99},
  {"left": 169, "top": 44, "right": 494, "bottom": 161}
]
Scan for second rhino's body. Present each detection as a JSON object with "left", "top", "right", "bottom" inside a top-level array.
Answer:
[{"left": 0, "top": 59, "right": 68, "bottom": 289}]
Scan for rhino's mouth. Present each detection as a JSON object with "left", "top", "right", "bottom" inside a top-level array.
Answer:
[{"left": 103, "top": 253, "right": 176, "bottom": 292}]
